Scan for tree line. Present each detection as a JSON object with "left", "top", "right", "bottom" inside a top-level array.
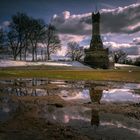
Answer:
[
  {"left": 0, "top": 12, "right": 140, "bottom": 65},
  {"left": 0, "top": 12, "right": 61, "bottom": 61}
]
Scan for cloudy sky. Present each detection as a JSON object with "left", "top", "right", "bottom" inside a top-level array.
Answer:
[{"left": 0, "top": 0, "right": 140, "bottom": 56}]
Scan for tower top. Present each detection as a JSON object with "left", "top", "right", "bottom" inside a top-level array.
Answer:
[
  {"left": 95, "top": 2, "right": 98, "bottom": 13},
  {"left": 92, "top": 12, "right": 100, "bottom": 23}
]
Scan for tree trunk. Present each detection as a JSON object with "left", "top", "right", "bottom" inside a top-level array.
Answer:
[
  {"left": 41, "top": 50, "right": 43, "bottom": 61},
  {"left": 14, "top": 54, "right": 17, "bottom": 60},
  {"left": 47, "top": 45, "right": 50, "bottom": 60},
  {"left": 32, "top": 46, "right": 35, "bottom": 62},
  {"left": 72, "top": 55, "right": 75, "bottom": 61},
  {"left": 20, "top": 50, "right": 22, "bottom": 60},
  {"left": 35, "top": 46, "right": 37, "bottom": 61},
  {"left": 24, "top": 46, "right": 27, "bottom": 61}
]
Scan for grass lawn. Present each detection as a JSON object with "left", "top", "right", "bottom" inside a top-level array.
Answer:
[{"left": 0, "top": 66, "right": 140, "bottom": 82}]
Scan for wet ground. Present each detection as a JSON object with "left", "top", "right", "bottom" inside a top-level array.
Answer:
[{"left": 0, "top": 78, "right": 140, "bottom": 140}]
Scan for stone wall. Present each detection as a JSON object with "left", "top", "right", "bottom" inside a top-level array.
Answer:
[{"left": 84, "top": 48, "right": 110, "bottom": 69}]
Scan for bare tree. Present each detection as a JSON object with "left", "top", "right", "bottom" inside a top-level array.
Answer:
[
  {"left": 7, "top": 12, "right": 46, "bottom": 61},
  {"left": 112, "top": 50, "right": 127, "bottom": 63},
  {"left": 7, "top": 29, "right": 21, "bottom": 60},
  {"left": 134, "top": 57, "right": 140, "bottom": 66},
  {"left": 66, "top": 42, "right": 84, "bottom": 61},
  {"left": 7, "top": 13, "right": 31, "bottom": 60},
  {"left": 0, "top": 28, "right": 4, "bottom": 50},
  {"left": 28, "top": 19, "right": 46, "bottom": 61},
  {"left": 6, "top": 13, "right": 61, "bottom": 61},
  {"left": 43, "top": 24, "right": 61, "bottom": 60}
]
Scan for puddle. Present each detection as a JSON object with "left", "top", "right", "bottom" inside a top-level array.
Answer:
[
  {"left": 0, "top": 96, "right": 18, "bottom": 122},
  {"left": 101, "top": 89, "right": 140, "bottom": 103},
  {"left": 39, "top": 105, "right": 140, "bottom": 140},
  {"left": 0, "top": 78, "right": 140, "bottom": 139},
  {"left": 0, "top": 79, "right": 140, "bottom": 104},
  {"left": 0, "top": 98, "right": 140, "bottom": 139}
]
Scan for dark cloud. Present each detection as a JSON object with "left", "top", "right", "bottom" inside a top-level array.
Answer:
[
  {"left": 52, "top": 3, "right": 140, "bottom": 35},
  {"left": 123, "top": 46, "right": 140, "bottom": 55},
  {"left": 103, "top": 40, "right": 140, "bottom": 55},
  {"left": 101, "top": 3, "right": 140, "bottom": 34},
  {"left": 52, "top": 11, "right": 91, "bottom": 35}
]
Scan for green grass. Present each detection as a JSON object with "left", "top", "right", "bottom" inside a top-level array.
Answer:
[{"left": 0, "top": 68, "right": 140, "bottom": 82}]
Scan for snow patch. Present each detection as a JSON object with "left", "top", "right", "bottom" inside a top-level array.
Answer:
[
  {"left": 115, "top": 63, "right": 137, "bottom": 67},
  {"left": 0, "top": 60, "right": 91, "bottom": 69}
]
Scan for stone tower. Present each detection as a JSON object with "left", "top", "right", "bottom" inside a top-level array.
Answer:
[
  {"left": 84, "top": 12, "right": 110, "bottom": 69},
  {"left": 90, "top": 12, "right": 103, "bottom": 49}
]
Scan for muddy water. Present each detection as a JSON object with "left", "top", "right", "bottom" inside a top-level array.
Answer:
[
  {"left": 0, "top": 79, "right": 140, "bottom": 104},
  {"left": 40, "top": 106, "right": 140, "bottom": 140},
  {"left": 0, "top": 78, "right": 140, "bottom": 140}
]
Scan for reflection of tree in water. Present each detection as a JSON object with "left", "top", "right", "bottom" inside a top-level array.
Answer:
[
  {"left": 0, "top": 78, "right": 51, "bottom": 96},
  {"left": 89, "top": 87, "right": 103, "bottom": 104},
  {"left": 0, "top": 79, "right": 86, "bottom": 97},
  {"left": 91, "top": 109, "right": 99, "bottom": 127}
]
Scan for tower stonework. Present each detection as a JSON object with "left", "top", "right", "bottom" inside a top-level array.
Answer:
[{"left": 84, "top": 12, "right": 110, "bottom": 69}]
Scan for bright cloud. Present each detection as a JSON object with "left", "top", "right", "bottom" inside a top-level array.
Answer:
[
  {"left": 133, "top": 37, "right": 140, "bottom": 45},
  {"left": 103, "top": 40, "right": 140, "bottom": 55},
  {"left": 59, "top": 34, "right": 86, "bottom": 44},
  {"left": 58, "top": 34, "right": 86, "bottom": 56},
  {"left": 52, "top": 3, "right": 140, "bottom": 35}
]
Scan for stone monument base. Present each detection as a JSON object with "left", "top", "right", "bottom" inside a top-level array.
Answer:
[{"left": 84, "top": 48, "right": 110, "bottom": 69}]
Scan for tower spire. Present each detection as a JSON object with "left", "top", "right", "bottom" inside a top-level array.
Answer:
[{"left": 95, "top": 2, "right": 98, "bottom": 13}]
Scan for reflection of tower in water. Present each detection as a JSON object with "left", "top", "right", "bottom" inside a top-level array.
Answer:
[
  {"left": 89, "top": 86, "right": 102, "bottom": 127},
  {"left": 89, "top": 87, "right": 103, "bottom": 104},
  {"left": 91, "top": 109, "right": 99, "bottom": 127}
]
